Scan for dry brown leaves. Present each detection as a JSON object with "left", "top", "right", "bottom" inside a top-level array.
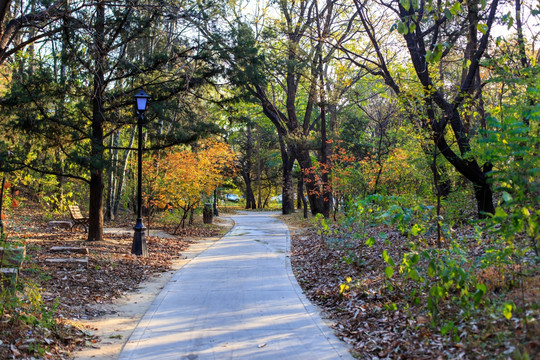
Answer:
[
  {"left": 0, "top": 219, "right": 221, "bottom": 359},
  {"left": 288, "top": 218, "right": 539, "bottom": 360},
  {"left": 27, "top": 232, "right": 190, "bottom": 318},
  {"left": 162, "top": 224, "right": 224, "bottom": 238}
]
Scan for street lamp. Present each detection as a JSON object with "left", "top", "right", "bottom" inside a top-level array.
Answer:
[{"left": 131, "top": 89, "right": 150, "bottom": 256}]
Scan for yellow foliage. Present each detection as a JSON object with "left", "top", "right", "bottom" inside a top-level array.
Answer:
[
  {"left": 143, "top": 139, "right": 237, "bottom": 212},
  {"left": 359, "top": 148, "right": 418, "bottom": 193}
]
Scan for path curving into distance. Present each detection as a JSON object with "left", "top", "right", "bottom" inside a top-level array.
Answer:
[{"left": 118, "top": 212, "right": 353, "bottom": 360}]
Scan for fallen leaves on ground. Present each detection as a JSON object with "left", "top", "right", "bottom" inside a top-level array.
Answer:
[
  {"left": 29, "top": 233, "right": 190, "bottom": 319},
  {"left": 286, "top": 216, "right": 539, "bottom": 359},
  {"left": 0, "top": 211, "right": 223, "bottom": 359}
]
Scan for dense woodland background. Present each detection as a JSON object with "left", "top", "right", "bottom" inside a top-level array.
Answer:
[{"left": 0, "top": 0, "right": 538, "bottom": 358}]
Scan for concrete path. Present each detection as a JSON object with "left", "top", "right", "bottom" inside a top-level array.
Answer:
[{"left": 118, "top": 212, "right": 353, "bottom": 360}]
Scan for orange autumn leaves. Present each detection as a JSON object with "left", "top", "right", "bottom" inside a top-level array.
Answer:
[
  {"left": 303, "top": 141, "right": 419, "bottom": 201},
  {"left": 142, "top": 140, "right": 237, "bottom": 213},
  {"left": 303, "top": 142, "right": 358, "bottom": 201},
  {"left": 1, "top": 180, "right": 20, "bottom": 220}
]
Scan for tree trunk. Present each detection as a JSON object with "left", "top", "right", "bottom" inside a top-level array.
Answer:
[
  {"left": 398, "top": 1, "right": 497, "bottom": 217},
  {"left": 431, "top": 108, "right": 494, "bottom": 216},
  {"left": 189, "top": 206, "right": 195, "bottom": 225},
  {"left": 252, "top": 83, "right": 325, "bottom": 216},
  {"left": 242, "top": 123, "right": 257, "bottom": 209},
  {"left": 298, "top": 171, "right": 308, "bottom": 219},
  {"left": 419, "top": 141, "right": 451, "bottom": 198},
  {"left": 282, "top": 163, "right": 294, "bottom": 215},
  {"left": 432, "top": 144, "right": 442, "bottom": 247},
  {"left": 279, "top": 134, "right": 295, "bottom": 215},
  {"left": 88, "top": 0, "right": 105, "bottom": 242},
  {"left": 174, "top": 207, "right": 190, "bottom": 233},
  {"left": 473, "top": 183, "right": 495, "bottom": 217},
  {"left": 295, "top": 146, "right": 324, "bottom": 215},
  {"left": 213, "top": 189, "right": 219, "bottom": 216},
  {"left": 257, "top": 126, "right": 262, "bottom": 209},
  {"left": 113, "top": 127, "right": 136, "bottom": 217},
  {"left": 296, "top": 170, "right": 303, "bottom": 210},
  {"left": 319, "top": 57, "right": 331, "bottom": 218},
  {"left": 241, "top": 167, "right": 256, "bottom": 210},
  {"left": 352, "top": 0, "right": 497, "bottom": 217},
  {"left": 105, "top": 131, "right": 118, "bottom": 221},
  {"left": 514, "top": 0, "right": 533, "bottom": 127},
  {"left": 282, "top": 166, "right": 294, "bottom": 214},
  {"left": 430, "top": 162, "right": 451, "bottom": 198}
]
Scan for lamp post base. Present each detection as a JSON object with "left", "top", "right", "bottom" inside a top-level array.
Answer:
[{"left": 131, "top": 218, "right": 148, "bottom": 256}]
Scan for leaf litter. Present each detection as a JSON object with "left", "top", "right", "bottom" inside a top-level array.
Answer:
[
  {"left": 285, "top": 216, "right": 539, "bottom": 359},
  {"left": 0, "top": 208, "right": 223, "bottom": 359}
]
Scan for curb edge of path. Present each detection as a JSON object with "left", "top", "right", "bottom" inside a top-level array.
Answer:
[
  {"left": 118, "top": 213, "right": 354, "bottom": 360},
  {"left": 115, "top": 218, "right": 237, "bottom": 360},
  {"left": 277, "top": 214, "right": 355, "bottom": 360}
]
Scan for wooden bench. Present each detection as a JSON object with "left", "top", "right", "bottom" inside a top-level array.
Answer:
[{"left": 68, "top": 205, "right": 89, "bottom": 232}]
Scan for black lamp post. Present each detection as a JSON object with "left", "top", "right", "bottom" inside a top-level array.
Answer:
[{"left": 131, "top": 89, "right": 150, "bottom": 256}]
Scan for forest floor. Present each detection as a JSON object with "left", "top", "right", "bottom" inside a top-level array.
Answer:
[
  {"left": 2, "top": 205, "right": 538, "bottom": 359},
  {"left": 282, "top": 213, "right": 540, "bottom": 360},
  {"left": 0, "top": 204, "right": 234, "bottom": 359}
]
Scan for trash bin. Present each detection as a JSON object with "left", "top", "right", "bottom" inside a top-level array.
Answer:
[{"left": 203, "top": 203, "right": 213, "bottom": 224}]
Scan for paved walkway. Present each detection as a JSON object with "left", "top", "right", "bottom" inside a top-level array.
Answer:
[{"left": 118, "top": 212, "right": 353, "bottom": 360}]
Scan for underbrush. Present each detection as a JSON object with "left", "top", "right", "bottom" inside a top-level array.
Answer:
[
  {"left": 287, "top": 195, "right": 539, "bottom": 359},
  {"left": 0, "top": 277, "right": 95, "bottom": 359}
]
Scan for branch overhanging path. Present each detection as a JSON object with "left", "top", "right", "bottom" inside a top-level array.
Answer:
[{"left": 118, "top": 212, "right": 353, "bottom": 360}]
